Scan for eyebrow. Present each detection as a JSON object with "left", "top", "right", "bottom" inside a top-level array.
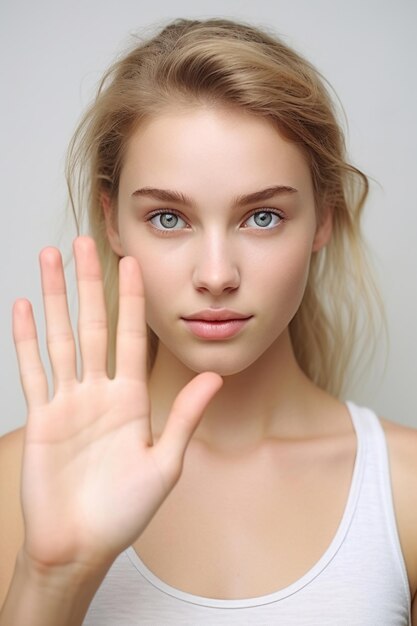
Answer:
[{"left": 131, "top": 185, "right": 298, "bottom": 207}]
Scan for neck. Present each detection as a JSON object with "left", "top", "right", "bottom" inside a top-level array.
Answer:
[{"left": 148, "top": 329, "right": 337, "bottom": 453}]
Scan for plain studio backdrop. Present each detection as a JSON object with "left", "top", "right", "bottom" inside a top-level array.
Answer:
[{"left": 0, "top": 0, "right": 416, "bottom": 436}]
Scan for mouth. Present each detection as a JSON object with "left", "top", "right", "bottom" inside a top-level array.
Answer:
[
  {"left": 181, "top": 315, "right": 252, "bottom": 340},
  {"left": 182, "top": 309, "right": 251, "bottom": 322}
]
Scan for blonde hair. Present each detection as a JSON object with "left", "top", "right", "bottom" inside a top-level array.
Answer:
[{"left": 66, "top": 17, "right": 385, "bottom": 397}]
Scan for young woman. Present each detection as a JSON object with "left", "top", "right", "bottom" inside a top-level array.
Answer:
[{"left": 0, "top": 17, "right": 416, "bottom": 625}]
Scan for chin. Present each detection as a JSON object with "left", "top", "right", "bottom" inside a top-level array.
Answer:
[
  {"left": 152, "top": 323, "right": 285, "bottom": 377},
  {"left": 175, "top": 347, "right": 265, "bottom": 377}
]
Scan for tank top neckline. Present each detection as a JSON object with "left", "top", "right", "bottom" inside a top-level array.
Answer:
[{"left": 125, "top": 400, "right": 367, "bottom": 608}]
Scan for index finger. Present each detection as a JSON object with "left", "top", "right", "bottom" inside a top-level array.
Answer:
[{"left": 114, "top": 255, "right": 148, "bottom": 381}]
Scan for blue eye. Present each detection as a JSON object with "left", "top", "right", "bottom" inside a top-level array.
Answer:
[
  {"left": 149, "top": 211, "right": 187, "bottom": 230},
  {"left": 244, "top": 211, "right": 282, "bottom": 229}
]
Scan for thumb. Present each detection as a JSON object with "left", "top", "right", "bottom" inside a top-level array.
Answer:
[{"left": 155, "top": 372, "right": 223, "bottom": 478}]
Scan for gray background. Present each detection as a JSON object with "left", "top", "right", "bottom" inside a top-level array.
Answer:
[{"left": 1, "top": 0, "right": 416, "bottom": 436}]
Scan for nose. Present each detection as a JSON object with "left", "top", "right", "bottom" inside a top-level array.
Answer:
[{"left": 192, "top": 233, "right": 240, "bottom": 296}]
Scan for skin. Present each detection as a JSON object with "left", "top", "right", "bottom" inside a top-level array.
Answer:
[{"left": 2, "top": 104, "right": 417, "bottom": 624}]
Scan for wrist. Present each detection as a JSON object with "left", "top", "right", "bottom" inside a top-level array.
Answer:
[
  {"left": 0, "top": 548, "right": 110, "bottom": 626},
  {"left": 18, "top": 545, "right": 110, "bottom": 590}
]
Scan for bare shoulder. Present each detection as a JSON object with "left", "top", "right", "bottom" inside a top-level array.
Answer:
[
  {"left": 0, "top": 425, "right": 25, "bottom": 451},
  {"left": 378, "top": 416, "right": 417, "bottom": 605},
  {"left": 0, "top": 427, "right": 25, "bottom": 608},
  {"left": 380, "top": 414, "right": 417, "bottom": 473}
]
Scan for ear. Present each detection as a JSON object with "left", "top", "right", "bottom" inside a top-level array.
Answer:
[
  {"left": 101, "top": 191, "right": 124, "bottom": 256},
  {"left": 312, "top": 206, "right": 333, "bottom": 252}
]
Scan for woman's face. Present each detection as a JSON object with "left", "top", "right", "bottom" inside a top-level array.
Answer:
[{"left": 107, "top": 106, "right": 330, "bottom": 376}]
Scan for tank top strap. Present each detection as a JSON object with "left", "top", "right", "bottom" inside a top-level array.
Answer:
[{"left": 345, "top": 401, "right": 411, "bottom": 604}]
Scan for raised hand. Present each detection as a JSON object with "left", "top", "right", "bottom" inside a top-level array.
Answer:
[{"left": 12, "top": 236, "right": 223, "bottom": 576}]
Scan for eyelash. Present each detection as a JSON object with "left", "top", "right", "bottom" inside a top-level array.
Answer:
[
  {"left": 145, "top": 210, "right": 184, "bottom": 235},
  {"left": 243, "top": 210, "right": 285, "bottom": 229},
  {"left": 146, "top": 208, "right": 285, "bottom": 234}
]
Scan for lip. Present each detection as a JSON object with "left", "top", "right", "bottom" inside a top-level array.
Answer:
[
  {"left": 181, "top": 311, "right": 252, "bottom": 340},
  {"left": 182, "top": 309, "right": 251, "bottom": 322}
]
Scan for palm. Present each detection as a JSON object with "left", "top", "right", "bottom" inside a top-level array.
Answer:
[
  {"left": 22, "top": 379, "right": 159, "bottom": 565},
  {"left": 13, "top": 237, "right": 222, "bottom": 573}
]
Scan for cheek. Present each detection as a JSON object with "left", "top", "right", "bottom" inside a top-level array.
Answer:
[
  {"left": 138, "top": 254, "right": 184, "bottom": 324},
  {"left": 260, "top": 241, "right": 313, "bottom": 316},
  {"left": 283, "top": 246, "right": 312, "bottom": 295}
]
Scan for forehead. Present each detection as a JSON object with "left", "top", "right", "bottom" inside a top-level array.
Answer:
[{"left": 120, "top": 106, "right": 312, "bottom": 197}]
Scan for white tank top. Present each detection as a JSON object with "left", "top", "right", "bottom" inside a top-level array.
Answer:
[{"left": 83, "top": 402, "right": 412, "bottom": 624}]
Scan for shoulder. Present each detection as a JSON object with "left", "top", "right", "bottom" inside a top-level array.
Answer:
[
  {"left": 0, "top": 426, "right": 25, "bottom": 608},
  {"left": 378, "top": 415, "right": 417, "bottom": 603},
  {"left": 0, "top": 425, "right": 25, "bottom": 452},
  {"left": 0, "top": 427, "right": 25, "bottom": 480},
  {"left": 0, "top": 426, "right": 25, "bottom": 487},
  {"left": 380, "top": 414, "right": 417, "bottom": 480}
]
